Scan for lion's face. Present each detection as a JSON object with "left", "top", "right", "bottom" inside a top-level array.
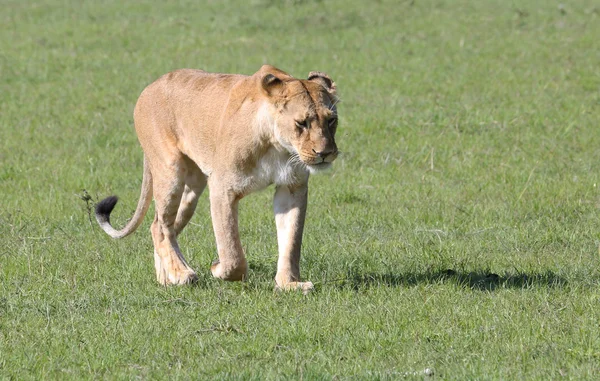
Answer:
[{"left": 263, "top": 71, "right": 339, "bottom": 173}]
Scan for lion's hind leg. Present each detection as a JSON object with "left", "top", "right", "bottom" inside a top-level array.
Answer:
[
  {"left": 174, "top": 158, "right": 207, "bottom": 236},
  {"left": 150, "top": 158, "right": 198, "bottom": 285}
]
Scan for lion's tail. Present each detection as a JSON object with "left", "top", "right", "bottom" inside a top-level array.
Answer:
[{"left": 95, "top": 156, "right": 153, "bottom": 239}]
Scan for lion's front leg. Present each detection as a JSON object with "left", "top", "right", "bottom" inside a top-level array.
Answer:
[
  {"left": 273, "top": 184, "right": 313, "bottom": 294},
  {"left": 208, "top": 180, "right": 248, "bottom": 281}
]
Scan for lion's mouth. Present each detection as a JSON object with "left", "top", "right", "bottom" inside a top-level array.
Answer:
[
  {"left": 300, "top": 156, "right": 327, "bottom": 166},
  {"left": 303, "top": 153, "right": 337, "bottom": 165},
  {"left": 295, "top": 152, "right": 337, "bottom": 173}
]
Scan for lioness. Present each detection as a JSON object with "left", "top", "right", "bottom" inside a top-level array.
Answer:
[{"left": 95, "top": 65, "right": 339, "bottom": 293}]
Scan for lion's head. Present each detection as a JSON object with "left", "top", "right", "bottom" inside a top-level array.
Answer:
[{"left": 259, "top": 66, "right": 339, "bottom": 173}]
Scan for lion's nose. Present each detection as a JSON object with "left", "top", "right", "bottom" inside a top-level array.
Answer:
[{"left": 312, "top": 148, "right": 336, "bottom": 158}]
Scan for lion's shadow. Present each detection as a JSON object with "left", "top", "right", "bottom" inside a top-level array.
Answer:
[
  {"left": 332, "top": 269, "right": 567, "bottom": 291},
  {"left": 248, "top": 260, "right": 568, "bottom": 291}
]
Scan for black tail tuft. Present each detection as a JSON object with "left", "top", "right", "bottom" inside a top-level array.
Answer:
[{"left": 95, "top": 196, "right": 119, "bottom": 223}]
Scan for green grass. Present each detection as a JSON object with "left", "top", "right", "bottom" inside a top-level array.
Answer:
[{"left": 2, "top": 0, "right": 600, "bottom": 379}]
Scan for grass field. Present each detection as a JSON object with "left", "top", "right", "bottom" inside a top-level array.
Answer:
[{"left": 2, "top": 0, "right": 600, "bottom": 379}]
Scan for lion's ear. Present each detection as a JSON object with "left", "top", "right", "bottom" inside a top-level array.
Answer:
[
  {"left": 261, "top": 73, "right": 284, "bottom": 96},
  {"left": 308, "top": 71, "right": 337, "bottom": 95}
]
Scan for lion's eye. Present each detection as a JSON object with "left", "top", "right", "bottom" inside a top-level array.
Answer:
[{"left": 295, "top": 120, "right": 309, "bottom": 129}]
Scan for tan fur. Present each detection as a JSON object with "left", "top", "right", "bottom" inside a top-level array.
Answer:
[{"left": 95, "top": 65, "right": 339, "bottom": 293}]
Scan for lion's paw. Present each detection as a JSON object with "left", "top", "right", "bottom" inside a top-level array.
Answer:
[
  {"left": 157, "top": 267, "right": 198, "bottom": 286},
  {"left": 154, "top": 250, "right": 197, "bottom": 286},
  {"left": 168, "top": 269, "right": 198, "bottom": 285},
  {"left": 210, "top": 259, "right": 247, "bottom": 281},
  {"left": 275, "top": 281, "right": 314, "bottom": 295}
]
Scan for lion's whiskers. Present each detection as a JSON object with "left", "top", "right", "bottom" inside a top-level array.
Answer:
[
  {"left": 287, "top": 153, "right": 308, "bottom": 172},
  {"left": 329, "top": 97, "right": 342, "bottom": 111}
]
